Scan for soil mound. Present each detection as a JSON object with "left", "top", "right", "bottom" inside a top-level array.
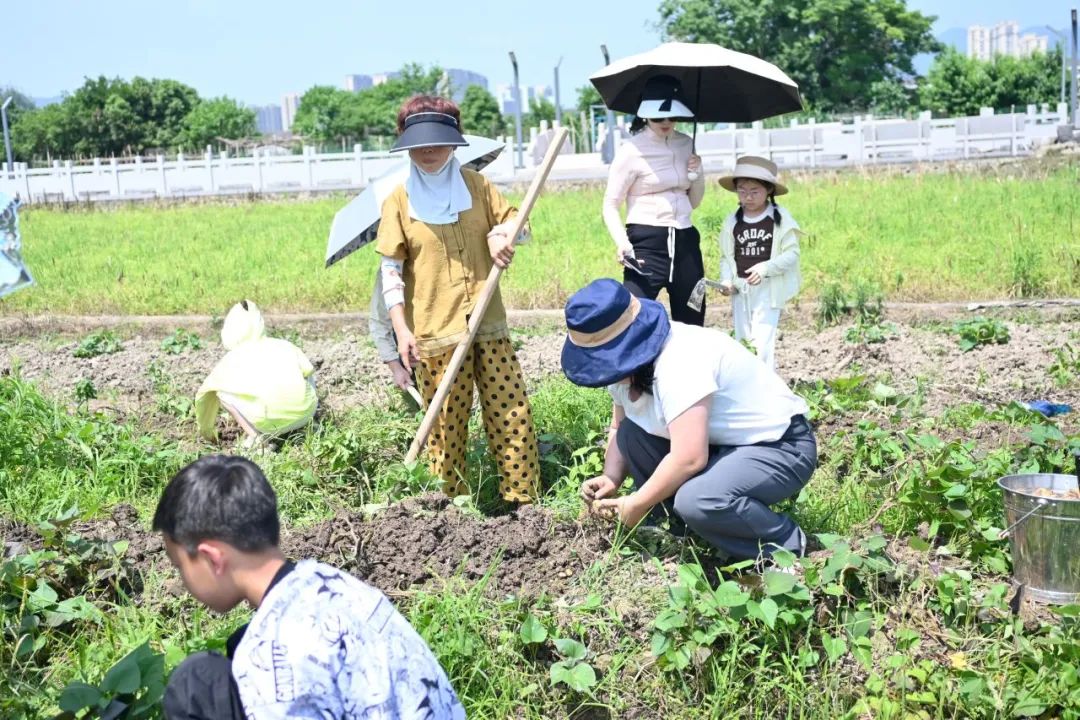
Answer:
[{"left": 345, "top": 494, "right": 608, "bottom": 598}]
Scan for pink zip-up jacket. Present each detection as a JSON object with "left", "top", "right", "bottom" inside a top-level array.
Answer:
[{"left": 602, "top": 128, "right": 705, "bottom": 247}]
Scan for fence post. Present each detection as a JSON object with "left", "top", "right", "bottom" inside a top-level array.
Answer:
[
  {"left": 111, "top": 158, "right": 120, "bottom": 197},
  {"left": 809, "top": 118, "right": 817, "bottom": 168},
  {"left": 93, "top": 158, "right": 102, "bottom": 176},
  {"left": 205, "top": 148, "right": 216, "bottom": 192},
  {"left": 304, "top": 146, "right": 314, "bottom": 190},
  {"left": 353, "top": 143, "right": 363, "bottom": 186},
  {"left": 852, "top": 116, "right": 863, "bottom": 164},
  {"left": 253, "top": 148, "right": 263, "bottom": 193},
  {"left": 157, "top": 155, "right": 168, "bottom": 196},
  {"left": 65, "top": 160, "right": 76, "bottom": 200},
  {"left": 868, "top": 115, "right": 878, "bottom": 165},
  {"left": 21, "top": 162, "right": 30, "bottom": 201}
]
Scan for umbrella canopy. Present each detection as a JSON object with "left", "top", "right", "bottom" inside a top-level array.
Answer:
[
  {"left": 589, "top": 42, "right": 801, "bottom": 123},
  {"left": 0, "top": 192, "right": 34, "bottom": 300},
  {"left": 325, "top": 135, "right": 505, "bottom": 268}
]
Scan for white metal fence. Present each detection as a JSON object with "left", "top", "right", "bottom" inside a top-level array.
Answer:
[{"left": 0, "top": 104, "right": 1071, "bottom": 204}]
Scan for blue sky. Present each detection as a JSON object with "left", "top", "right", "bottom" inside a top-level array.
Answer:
[{"left": 1, "top": 0, "right": 1071, "bottom": 106}]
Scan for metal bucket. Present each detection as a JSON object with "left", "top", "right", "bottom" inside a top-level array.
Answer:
[{"left": 998, "top": 473, "right": 1080, "bottom": 604}]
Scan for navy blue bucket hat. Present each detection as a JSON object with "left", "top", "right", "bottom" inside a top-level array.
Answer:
[
  {"left": 561, "top": 279, "right": 671, "bottom": 388},
  {"left": 391, "top": 111, "right": 468, "bottom": 152}
]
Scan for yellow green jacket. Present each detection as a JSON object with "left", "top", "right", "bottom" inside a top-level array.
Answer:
[{"left": 195, "top": 301, "right": 317, "bottom": 440}]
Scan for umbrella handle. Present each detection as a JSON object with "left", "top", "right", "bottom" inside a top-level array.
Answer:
[
  {"left": 687, "top": 120, "right": 700, "bottom": 182},
  {"left": 687, "top": 70, "right": 702, "bottom": 181}
]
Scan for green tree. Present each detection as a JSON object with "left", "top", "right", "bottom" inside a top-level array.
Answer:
[
  {"left": 526, "top": 97, "right": 556, "bottom": 127},
  {"left": 657, "top": 0, "right": 940, "bottom": 113},
  {"left": 919, "top": 48, "right": 996, "bottom": 116},
  {"left": 63, "top": 76, "right": 138, "bottom": 156},
  {"left": 180, "top": 97, "right": 257, "bottom": 150},
  {"left": 291, "top": 86, "right": 359, "bottom": 146},
  {"left": 48, "top": 76, "right": 201, "bottom": 156},
  {"left": 0, "top": 87, "right": 37, "bottom": 126},
  {"left": 576, "top": 84, "right": 603, "bottom": 113},
  {"left": 459, "top": 85, "right": 505, "bottom": 137},
  {"left": 352, "top": 64, "right": 445, "bottom": 141},
  {"left": 988, "top": 49, "right": 1064, "bottom": 110},
  {"left": 920, "top": 47, "right": 1066, "bottom": 116},
  {"left": 868, "top": 78, "right": 914, "bottom": 115},
  {"left": 124, "top": 77, "right": 200, "bottom": 149},
  {"left": 10, "top": 103, "right": 76, "bottom": 162}
]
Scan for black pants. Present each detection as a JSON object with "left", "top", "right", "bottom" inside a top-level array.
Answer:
[
  {"left": 163, "top": 652, "right": 244, "bottom": 720},
  {"left": 622, "top": 224, "right": 705, "bottom": 326}
]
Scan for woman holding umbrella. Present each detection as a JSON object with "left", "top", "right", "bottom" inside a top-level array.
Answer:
[
  {"left": 602, "top": 75, "right": 706, "bottom": 325},
  {"left": 375, "top": 95, "right": 539, "bottom": 505}
]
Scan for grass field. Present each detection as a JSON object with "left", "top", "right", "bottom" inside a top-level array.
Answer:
[{"left": 4, "top": 160, "right": 1079, "bottom": 316}]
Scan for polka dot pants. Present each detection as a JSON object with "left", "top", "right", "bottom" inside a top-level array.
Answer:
[{"left": 415, "top": 337, "right": 540, "bottom": 503}]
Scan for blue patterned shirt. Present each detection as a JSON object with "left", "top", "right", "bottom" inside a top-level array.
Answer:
[{"left": 232, "top": 560, "right": 465, "bottom": 719}]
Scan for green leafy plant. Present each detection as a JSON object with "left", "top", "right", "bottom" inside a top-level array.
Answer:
[
  {"left": 73, "top": 378, "right": 97, "bottom": 403},
  {"left": 55, "top": 642, "right": 165, "bottom": 719},
  {"left": 793, "top": 374, "right": 877, "bottom": 421},
  {"left": 160, "top": 329, "right": 203, "bottom": 355},
  {"left": 1048, "top": 343, "right": 1080, "bottom": 387},
  {"left": 1010, "top": 244, "right": 1047, "bottom": 298},
  {"left": 952, "top": 317, "right": 1009, "bottom": 352},
  {"left": 549, "top": 638, "right": 597, "bottom": 693},
  {"left": 844, "top": 321, "right": 898, "bottom": 345},
  {"left": 267, "top": 327, "right": 303, "bottom": 347},
  {"left": 73, "top": 331, "right": 122, "bottom": 359},
  {"left": 816, "top": 281, "right": 884, "bottom": 329},
  {"left": 519, "top": 613, "right": 549, "bottom": 647},
  {"left": 147, "top": 361, "right": 193, "bottom": 419}
]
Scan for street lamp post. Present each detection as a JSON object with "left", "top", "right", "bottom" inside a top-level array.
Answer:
[
  {"left": 1, "top": 97, "right": 13, "bottom": 176},
  {"left": 600, "top": 44, "right": 617, "bottom": 164},
  {"left": 509, "top": 52, "right": 524, "bottom": 169},
  {"left": 554, "top": 57, "right": 563, "bottom": 126},
  {"left": 1046, "top": 26, "right": 1068, "bottom": 105},
  {"left": 1072, "top": 9, "right": 1078, "bottom": 129}
]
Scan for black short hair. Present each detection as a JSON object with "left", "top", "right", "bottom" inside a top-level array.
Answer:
[{"left": 152, "top": 455, "right": 279, "bottom": 553}]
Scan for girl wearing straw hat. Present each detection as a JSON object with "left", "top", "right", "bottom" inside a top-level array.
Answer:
[
  {"left": 716, "top": 156, "right": 803, "bottom": 370},
  {"left": 562, "top": 278, "right": 816, "bottom": 561},
  {"left": 602, "top": 75, "right": 706, "bottom": 326},
  {"left": 375, "top": 95, "right": 539, "bottom": 505}
]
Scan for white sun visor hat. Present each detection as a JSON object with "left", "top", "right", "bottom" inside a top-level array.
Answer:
[{"left": 636, "top": 97, "right": 695, "bottom": 120}]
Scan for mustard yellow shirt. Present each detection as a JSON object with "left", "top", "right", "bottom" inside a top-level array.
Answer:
[{"left": 375, "top": 169, "right": 517, "bottom": 357}]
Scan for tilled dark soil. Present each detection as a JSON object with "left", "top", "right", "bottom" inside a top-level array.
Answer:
[{"left": 4, "top": 496, "right": 608, "bottom": 602}]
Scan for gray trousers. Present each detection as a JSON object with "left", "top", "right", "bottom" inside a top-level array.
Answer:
[{"left": 616, "top": 415, "right": 817, "bottom": 560}]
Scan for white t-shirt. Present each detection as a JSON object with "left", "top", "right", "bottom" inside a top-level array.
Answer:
[{"left": 607, "top": 322, "right": 808, "bottom": 446}]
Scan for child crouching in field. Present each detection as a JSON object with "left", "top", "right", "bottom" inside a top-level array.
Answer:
[
  {"left": 156, "top": 455, "right": 464, "bottom": 720},
  {"left": 716, "top": 156, "right": 803, "bottom": 370}
]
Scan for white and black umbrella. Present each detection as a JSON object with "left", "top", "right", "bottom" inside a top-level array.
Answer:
[
  {"left": 325, "top": 135, "right": 505, "bottom": 268},
  {"left": 589, "top": 42, "right": 802, "bottom": 125},
  {"left": 0, "top": 193, "right": 33, "bottom": 300}
]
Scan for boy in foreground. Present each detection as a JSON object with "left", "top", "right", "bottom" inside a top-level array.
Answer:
[{"left": 155, "top": 455, "right": 465, "bottom": 719}]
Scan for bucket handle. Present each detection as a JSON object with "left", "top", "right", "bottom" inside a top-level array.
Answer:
[{"left": 998, "top": 498, "right": 1049, "bottom": 539}]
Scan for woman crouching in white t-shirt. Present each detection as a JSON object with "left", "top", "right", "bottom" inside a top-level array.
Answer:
[{"left": 561, "top": 278, "right": 817, "bottom": 561}]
